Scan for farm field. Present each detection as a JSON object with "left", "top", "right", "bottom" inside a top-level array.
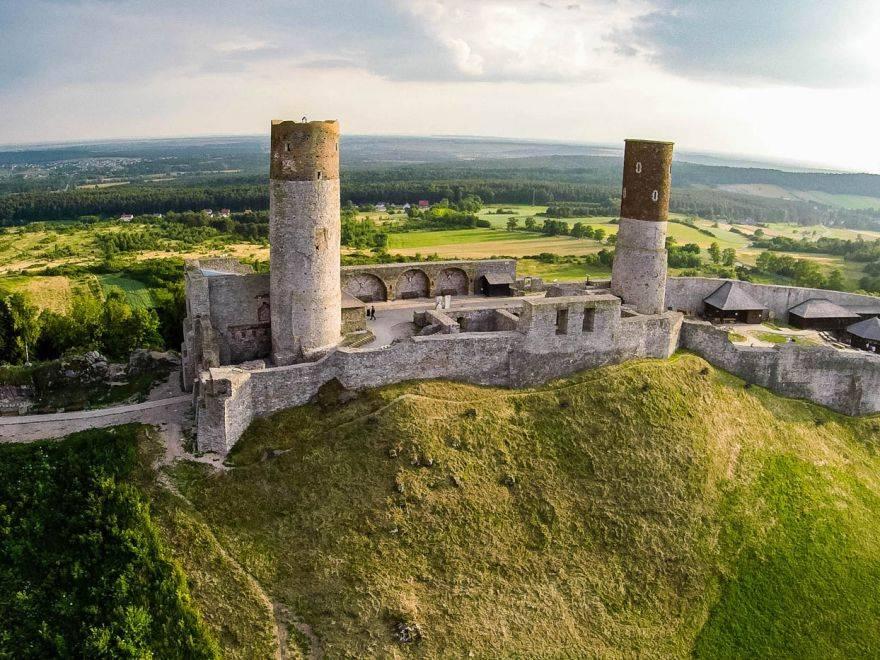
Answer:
[
  {"left": 718, "top": 184, "right": 880, "bottom": 211},
  {"left": 0, "top": 274, "right": 73, "bottom": 312},
  {"left": 0, "top": 204, "right": 876, "bottom": 299},
  {"left": 97, "top": 273, "right": 156, "bottom": 308}
]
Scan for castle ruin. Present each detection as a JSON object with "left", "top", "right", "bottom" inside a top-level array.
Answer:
[{"left": 183, "top": 119, "right": 880, "bottom": 455}]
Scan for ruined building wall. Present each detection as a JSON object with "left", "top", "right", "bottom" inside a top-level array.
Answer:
[
  {"left": 680, "top": 319, "right": 880, "bottom": 416},
  {"left": 341, "top": 260, "right": 516, "bottom": 302},
  {"left": 611, "top": 139, "right": 674, "bottom": 315},
  {"left": 196, "top": 297, "right": 684, "bottom": 454},
  {"left": 270, "top": 119, "right": 342, "bottom": 365}
]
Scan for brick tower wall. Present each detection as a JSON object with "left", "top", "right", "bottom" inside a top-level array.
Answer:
[{"left": 610, "top": 139, "right": 674, "bottom": 315}]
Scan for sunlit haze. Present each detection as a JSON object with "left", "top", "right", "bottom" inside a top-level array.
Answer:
[{"left": 2, "top": 0, "right": 879, "bottom": 171}]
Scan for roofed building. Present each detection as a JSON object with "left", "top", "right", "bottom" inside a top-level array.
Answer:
[
  {"left": 846, "top": 316, "right": 880, "bottom": 352},
  {"left": 702, "top": 281, "right": 767, "bottom": 324},
  {"left": 479, "top": 272, "right": 514, "bottom": 297},
  {"left": 787, "top": 298, "right": 861, "bottom": 330}
]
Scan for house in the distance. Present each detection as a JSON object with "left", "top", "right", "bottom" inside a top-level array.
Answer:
[
  {"left": 219, "top": 208, "right": 231, "bottom": 218},
  {"left": 119, "top": 213, "right": 134, "bottom": 222},
  {"left": 418, "top": 200, "right": 430, "bottom": 209}
]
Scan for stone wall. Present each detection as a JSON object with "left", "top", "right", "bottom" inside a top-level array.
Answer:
[
  {"left": 667, "top": 277, "right": 880, "bottom": 320},
  {"left": 680, "top": 319, "right": 880, "bottom": 415},
  {"left": 341, "top": 259, "right": 516, "bottom": 302},
  {"left": 196, "top": 296, "right": 683, "bottom": 454}
]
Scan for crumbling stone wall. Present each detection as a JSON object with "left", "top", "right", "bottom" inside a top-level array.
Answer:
[
  {"left": 269, "top": 119, "right": 342, "bottom": 365},
  {"left": 680, "top": 319, "right": 880, "bottom": 415},
  {"left": 195, "top": 296, "right": 683, "bottom": 454},
  {"left": 341, "top": 259, "right": 516, "bottom": 302}
]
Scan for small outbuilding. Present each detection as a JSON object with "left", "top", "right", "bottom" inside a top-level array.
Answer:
[
  {"left": 787, "top": 298, "right": 861, "bottom": 330},
  {"left": 846, "top": 316, "right": 880, "bottom": 352},
  {"left": 702, "top": 281, "right": 768, "bottom": 324},
  {"left": 479, "top": 273, "right": 514, "bottom": 297}
]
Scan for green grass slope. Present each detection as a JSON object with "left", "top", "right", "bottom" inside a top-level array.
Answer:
[{"left": 163, "top": 354, "right": 880, "bottom": 657}]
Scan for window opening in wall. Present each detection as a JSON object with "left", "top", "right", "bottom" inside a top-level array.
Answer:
[
  {"left": 285, "top": 142, "right": 291, "bottom": 152},
  {"left": 316, "top": 171, "right": 322, "bottom": 180},
  {"left": 582, "top": 308, "right": 595, "bottom": 332},
  {"left": 556, "top": 309, "right": 568, "bottom": 335}
]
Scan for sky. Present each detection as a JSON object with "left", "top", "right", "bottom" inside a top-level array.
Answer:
[{"left": 1, "top": 0, "right": 879, "bottom": 172}]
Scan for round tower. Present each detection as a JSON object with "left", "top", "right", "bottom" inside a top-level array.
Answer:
[
  {"left": 610, "top": 139, "right": 674, "bottom": 315},
  {"left": 269, "top": 119, "right": 341, "bottom": 365}
]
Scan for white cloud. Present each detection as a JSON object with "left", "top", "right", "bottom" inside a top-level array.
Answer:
[{"left": 390, "top": 0, "right": 651, "bottom": 82}]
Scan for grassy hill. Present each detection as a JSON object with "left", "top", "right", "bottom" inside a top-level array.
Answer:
[
  {"left": 5, "top": 354, "right": 880, "bottom": 657},
  {"left": 160, "top": 354, "right": 880, "bottom": 657}
]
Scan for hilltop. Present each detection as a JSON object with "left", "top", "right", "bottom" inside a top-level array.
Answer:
[
  {"left": 162, "top": 354, "right": 880, "bottom": 657},
  {"left": 4, "top": 354, "right": 880, "bottom": 657}
]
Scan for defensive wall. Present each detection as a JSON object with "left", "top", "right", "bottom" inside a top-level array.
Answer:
[
  {"left": 680, "top": 319, "right": 880, "bottom": 416},
  {"left": 181, "top": 258, "right": 515, "bottom": 389},
  {"left": 667, "top": 277, "right": 880, "bottom": 320},
  {"left": 194, "top": 295, "right": 683, "bottom": 454}
]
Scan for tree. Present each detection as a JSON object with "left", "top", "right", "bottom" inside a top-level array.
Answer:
[
  {"left": 826, "top": 269, "right": 845, "bottom": 291},
  {"left": 5, "top": 293, "right": 41, "bottom": 364},
  {"left": 708, "top": 242, "right": 722, "bottom": 264},
  {"left": 524, "top": 217, "right": 537, "bottom": 231},
  {"left": 507, "top": 217, "right": 519, "bottom": 230},
  {"left": 722, "top": 247, "right": 737, "bottom": 267}
]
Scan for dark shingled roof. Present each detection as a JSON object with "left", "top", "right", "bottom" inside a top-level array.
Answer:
[
  {"left": 847, "top": 316, "right": 880, "bottom": 341},
  {"left": 703, "top": 281, "right": 767, "bottom": 312},
  {"left": 788, "top": 298, "right": 861, "bottom": 319}
]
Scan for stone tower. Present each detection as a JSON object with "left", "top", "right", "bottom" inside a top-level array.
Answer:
[
  {"left": 610, "top": 139, "right": 674, "bottom": 315},
  {"left": 269, "top": 119, "right": 341, "bottom": 365}
]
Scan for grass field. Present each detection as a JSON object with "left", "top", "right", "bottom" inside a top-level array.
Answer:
[
  {"left": 151, "top": 354, "right": 880, "bottom": 657},
  {"left": 0, "top": 274, "right": 73, "bottom": 312},
  {"left": 0, "top": 205, "right": 875, "bottom": 296},
  {"left": 718, "top": 184, "right": 880, "bottom": 211},
  {"left": 97, "top": 273, "right": 156, "bottom": 308}
]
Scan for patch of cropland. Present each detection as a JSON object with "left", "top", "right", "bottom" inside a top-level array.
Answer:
[{"left": 154, "top": 355, "right": 880, "bottom": 657}]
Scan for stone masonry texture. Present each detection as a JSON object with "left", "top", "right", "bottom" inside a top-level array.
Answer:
[
  {"left": 612, "top": 139, "right": 674, "bottom": 315},
  {"left": 270, "top": 119, "right": 341, "bottom": 365}
]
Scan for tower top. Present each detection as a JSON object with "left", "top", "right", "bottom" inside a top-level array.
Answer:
[
  {"left": 619, "top": 139, "right": 673, "bottom": 223},
  {"left": 270, "top": 119, "right": 340, "bottom": 181}
]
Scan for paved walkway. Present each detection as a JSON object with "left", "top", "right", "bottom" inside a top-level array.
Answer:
[{"left": 0, "top": 395, "right": 192, "bottom": 443}]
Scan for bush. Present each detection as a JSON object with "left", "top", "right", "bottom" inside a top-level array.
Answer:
[{"left": 0, "top": 427, "right": 218, "bottom": 657}]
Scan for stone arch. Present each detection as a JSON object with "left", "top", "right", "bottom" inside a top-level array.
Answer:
[
  {"left": 344, "top": 272, "right": 387, "bottom": 302},
  {"left": 395, "top": 269, "right": 430, "bottom": 300},
  {"left": 436, "top": 267, "right": 469, "bottom": 296}
]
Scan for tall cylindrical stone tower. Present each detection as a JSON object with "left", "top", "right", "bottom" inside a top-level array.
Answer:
[
  {"left": 610, "top": 139, "right": 674, "bottom": 315},
  {"left": 269, "top": 119, "right": 341, "bottom": 365}
]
